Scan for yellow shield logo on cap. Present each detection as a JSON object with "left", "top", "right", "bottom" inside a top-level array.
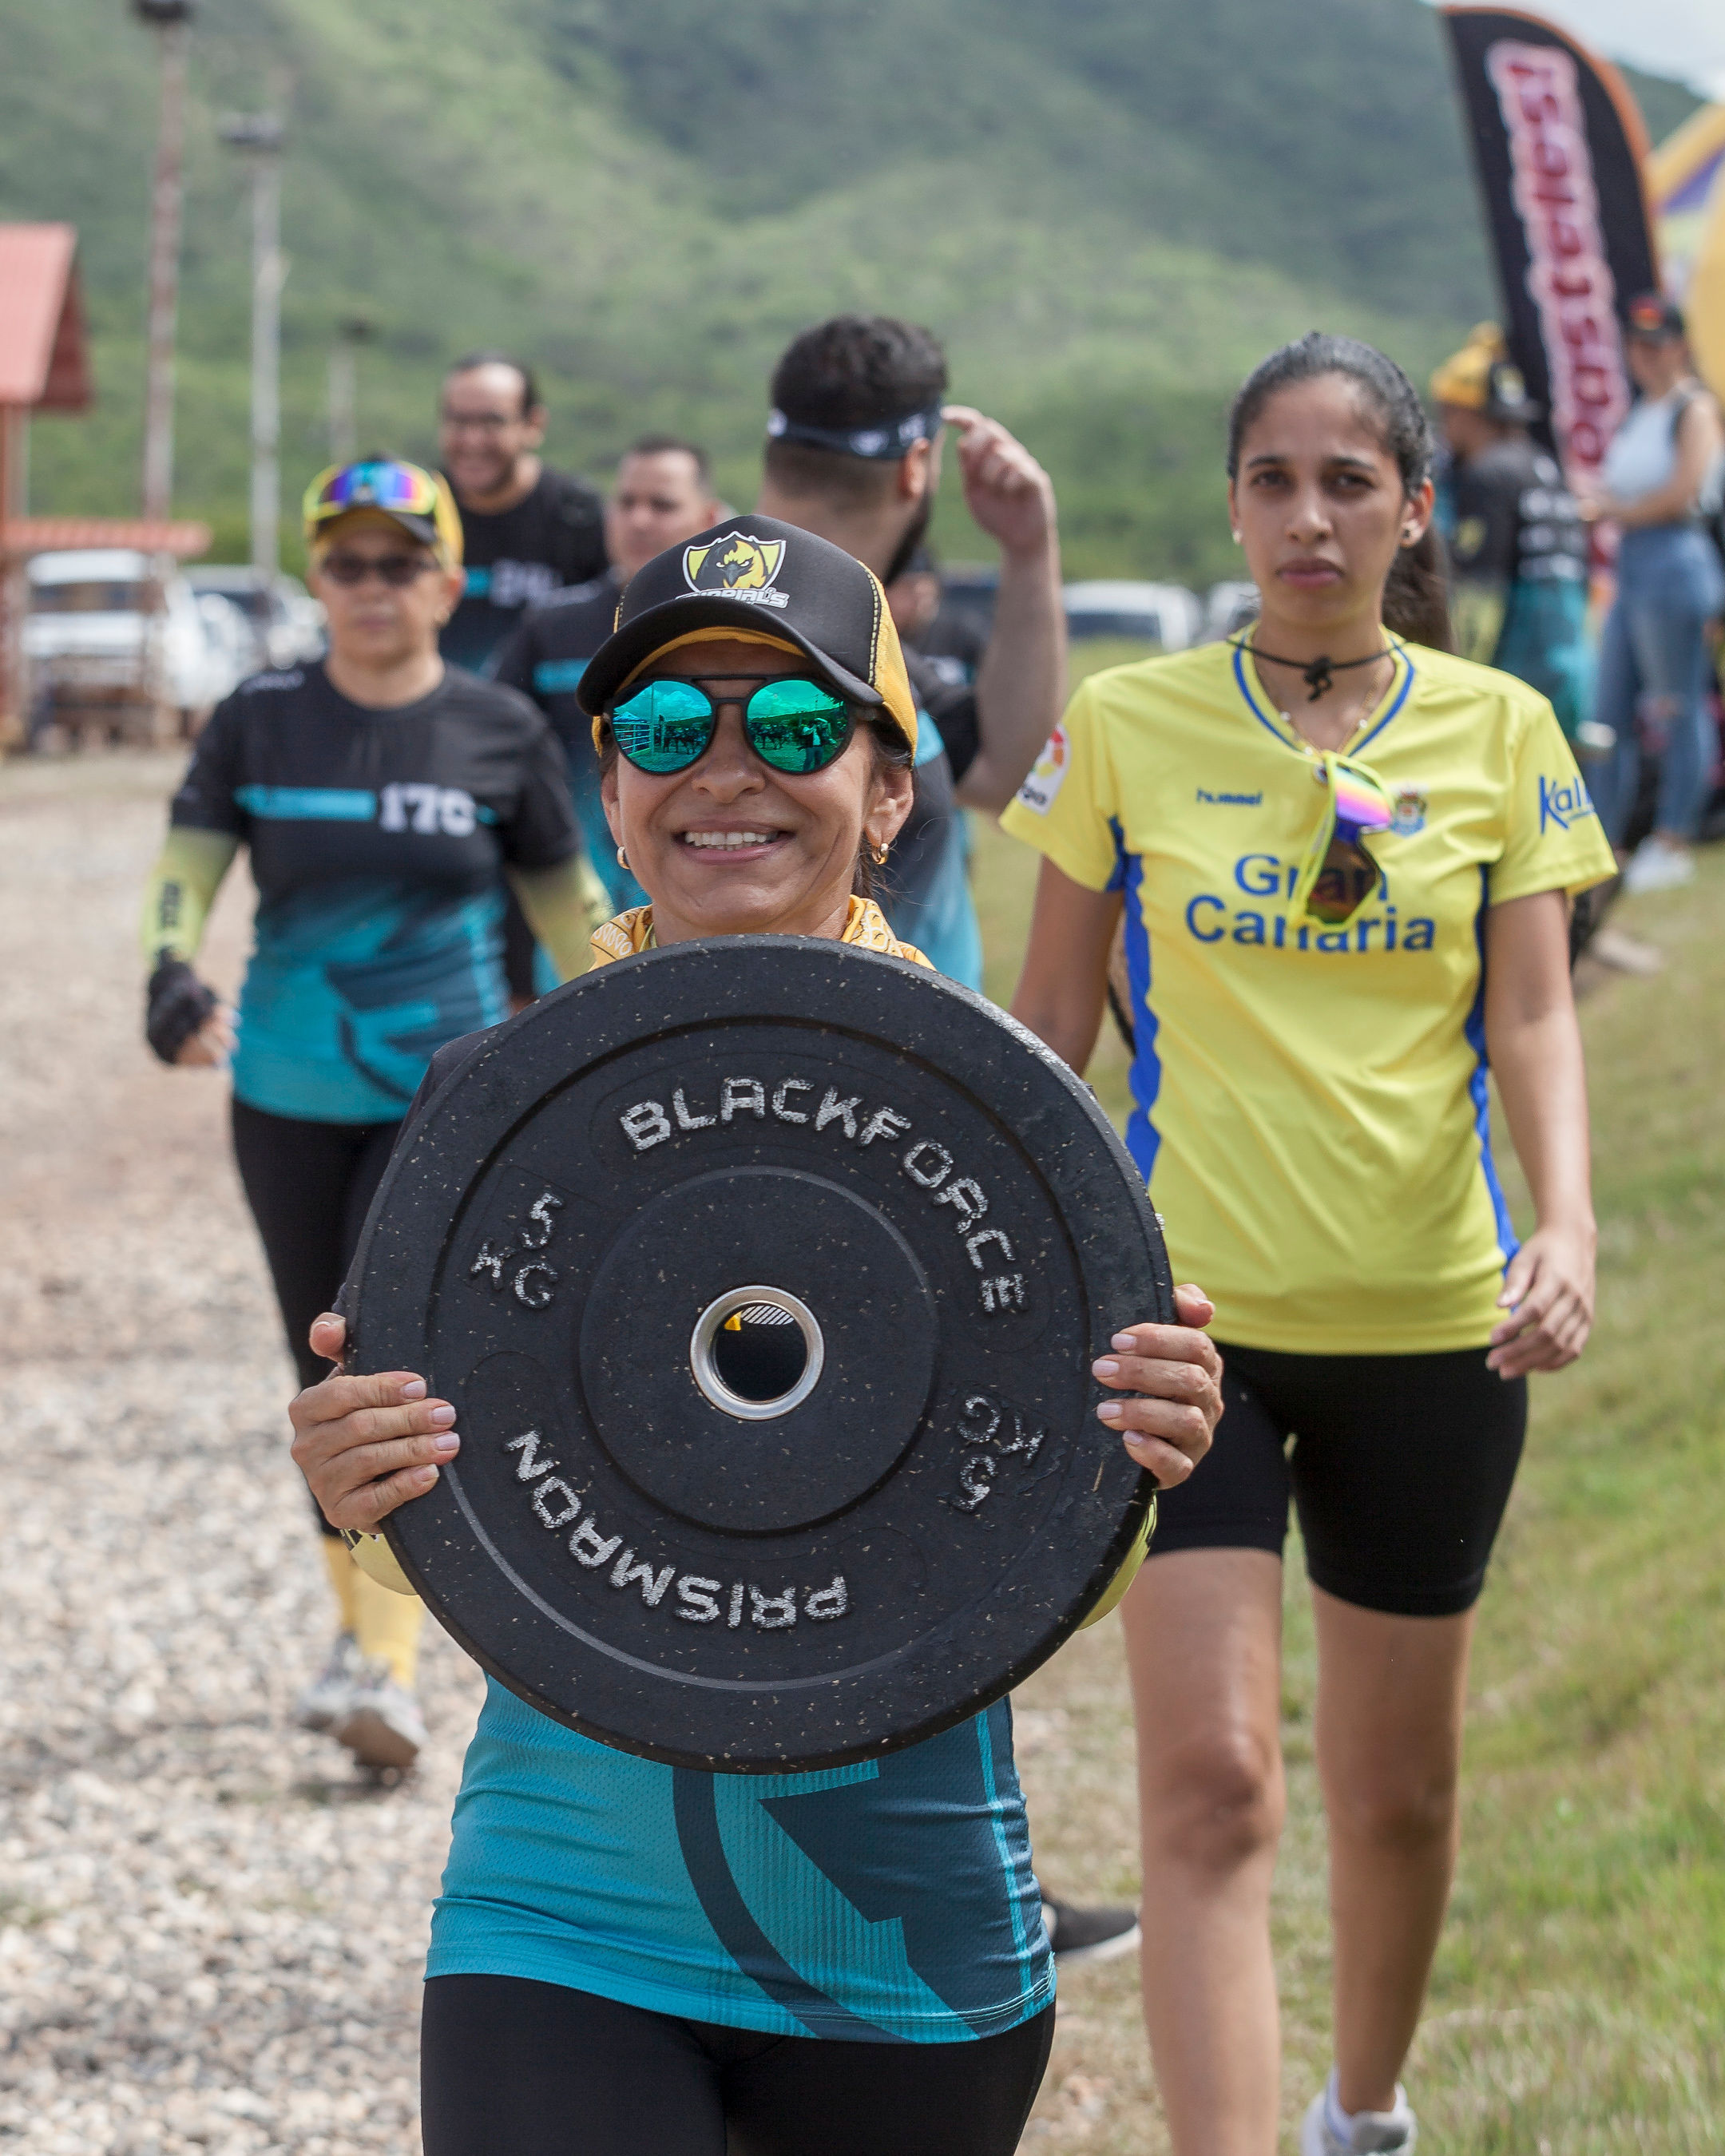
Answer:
[{"left": 683, "top": 533, "right": 789, "bottom": 608}]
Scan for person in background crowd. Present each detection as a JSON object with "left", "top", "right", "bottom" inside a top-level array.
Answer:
[
  {"left": 494, "top": 434, "right": 724, "bottom": 916},
  {"left": 755, "top": 315, "right": 1064, "bottom": 989},
  {"left": 1580, "top": 293, "right": 1725, "bottom": 895},
  {"left": 1006, "top": 334, "right": 1614, "bottom": 2156},
  {"left": 140, "top": 459, "right": 606, "bottom": 1774},
  {"left": 1430, "top": 324, "right": 1592, "bottom": 744},
  {"left": 886, "top": 544, "right": 989, "bottom": 688},
  {"left": 756, "top": 318, "right": 1128, "bottom": 1969},
  {"left": 438, "top": 351, "right": 608, "bottom": 672}
]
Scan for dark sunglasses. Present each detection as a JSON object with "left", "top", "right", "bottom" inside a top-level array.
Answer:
[
  {"left": 609, "top": 675, "right": 854, "bottom": 777},
  {"left": 319, "top": 552, "right": 437, "bottom": 589},
  {"left": 1307, "top": 837, "right": 1382, "bottom": 925}
]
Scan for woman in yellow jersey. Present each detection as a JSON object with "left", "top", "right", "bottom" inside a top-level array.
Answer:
[
  {"left": 288, "top": 520, "right": 1223, "bottom": 2156},
  {"left": 1005, "top": 336, "right": 1615, "bottom": 2156}
]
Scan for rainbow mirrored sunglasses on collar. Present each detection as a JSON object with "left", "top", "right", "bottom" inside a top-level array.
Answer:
[
  {"left": 1291, "top": 753, "right": 1398, "bottom": 926},
  {"left": 609, "top": 676, "right": 855, "bottom": 776},
  {"left": 303, "top": 458, "right": 443, "bottom": 528}
]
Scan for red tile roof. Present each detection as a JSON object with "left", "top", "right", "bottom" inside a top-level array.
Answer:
[
  {"left": 0, "top": 517, "right": 211, "bottom": 559},
  {"left": 0, "top": 224, "right": 92, "bottom": 411}
]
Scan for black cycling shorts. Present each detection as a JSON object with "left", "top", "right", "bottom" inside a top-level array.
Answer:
[
  {"left": 1148, "top": 1342, "right": 1528, "bottom": 1617},
  {"left": 420, "top": 1976, "right": 1054, "bottom": 2156}
]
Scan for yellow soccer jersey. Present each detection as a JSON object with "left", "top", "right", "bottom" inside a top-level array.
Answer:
[{"left": 1001, "top": 637, "right": 1616, "bottom": 1353}]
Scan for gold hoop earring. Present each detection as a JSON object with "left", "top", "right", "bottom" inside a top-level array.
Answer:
[
  {"left": 870, "top": 842, "right": 890, "bottom": 866},
  {"left": 617, "top": 845, "right": 630, "bottom": 871}
]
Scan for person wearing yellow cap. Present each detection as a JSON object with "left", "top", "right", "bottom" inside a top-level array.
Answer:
[
  {"left": 140, "top": 458, "right": 609, "bottom": 1773},
  {"left": 1005, "top": 335, "right": 1614, "bottom": 2156},
  {"left": 286, "top": 516, "right": 1225, "bottom": 2156},
  {"left": 1430, "top": 324, "right": 1593, "bottom": 748}
]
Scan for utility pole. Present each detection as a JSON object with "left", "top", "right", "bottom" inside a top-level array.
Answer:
[
  {"left": 220, "top": 105, "right": 287, "bottom": 579},
  {"left": 134, "top": 0, "right": 196, "bottom": 525},
  {"left": 327, "top": 315, "right": 374, "bottom": 468}
]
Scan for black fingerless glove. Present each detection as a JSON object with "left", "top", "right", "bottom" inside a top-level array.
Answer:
[{"left": 146, "top": 957, "right": 219, "bottom": 1064}]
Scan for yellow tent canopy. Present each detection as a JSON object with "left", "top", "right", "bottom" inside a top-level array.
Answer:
[{"left": 1650, "top": 101, "right": 1725, "bottom": 395}]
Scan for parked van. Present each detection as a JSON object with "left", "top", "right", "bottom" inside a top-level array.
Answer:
[{"left": 25, "top": 550, "right": 250, "bottom": 745}]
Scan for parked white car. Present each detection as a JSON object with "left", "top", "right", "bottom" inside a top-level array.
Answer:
[
  {"left": 25, "top": 549, "right": 251, "bottom": 741},
  {"left": 1063, "top": 580, "right": 1203, "bottom": 651},
  {"left": 1204, "top": 580, "right": 1261, "bottom": 642},
  {"left": 184, "top": 564, "right": 326, "bottom": 672}
]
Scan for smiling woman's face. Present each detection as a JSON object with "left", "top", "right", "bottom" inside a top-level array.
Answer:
[
  {"left": 600, "top": 637, "right": 914, "bottom": 945},
  {"left": 1227, "top": 374, "right": 1431, "bottom": 637}
]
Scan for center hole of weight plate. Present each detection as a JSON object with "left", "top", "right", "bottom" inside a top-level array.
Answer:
[{"left": 690, "top": 1286, "right": 825, "bottom": 1421}]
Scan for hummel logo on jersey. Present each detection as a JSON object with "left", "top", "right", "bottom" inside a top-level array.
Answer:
[
  {"left": 1538, "top": 774, "right": 1597, "bottom": 834},
  {"left": 683, "top": 533, "right": 789, "bottom": 608},
  {"left": 1196, "top": 788, "right": 1263, "bottom": 806}
]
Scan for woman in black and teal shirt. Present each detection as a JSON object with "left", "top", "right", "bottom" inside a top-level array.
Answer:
[
  {"left": 142, "top": 460, "right": 607, "bottom": 1772},
  {"left": 288, "top": 519, "right": 1223, "bottom": 2156}
]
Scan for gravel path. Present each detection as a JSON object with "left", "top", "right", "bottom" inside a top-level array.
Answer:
[{"left": 1, "top": 755, "right": 484, "bottom": 2156}]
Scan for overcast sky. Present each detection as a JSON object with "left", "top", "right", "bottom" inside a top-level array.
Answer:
[{"left": 1424, "top": 1, "right": 1725, "bottom": 100}]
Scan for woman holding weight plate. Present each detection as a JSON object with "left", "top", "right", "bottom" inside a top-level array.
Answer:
[
  {"left": 288, "top": 517, "right": 1225, "bottom": 2156},
  {"left": 1005, "top": 335, "right": 1615, "bottom": 2156}
]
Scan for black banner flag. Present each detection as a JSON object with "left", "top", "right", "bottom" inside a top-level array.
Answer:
[{"left": 1441, "top": 6, "right": 1660, "bottom": 494}]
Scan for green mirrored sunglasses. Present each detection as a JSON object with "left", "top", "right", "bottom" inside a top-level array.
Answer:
[{"left": 609, "top": 675, "right": 855, "bottom": 777}]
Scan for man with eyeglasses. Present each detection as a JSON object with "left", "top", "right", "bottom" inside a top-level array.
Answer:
[
  {"left": 438, "top": 351, "right": 608, "bottom": 672},
  {"left": 755, "top": 316, "right": 1065, "bottom": 989},
  {"left": 493, "top": 434, "right": 725, "bottom": 914}
]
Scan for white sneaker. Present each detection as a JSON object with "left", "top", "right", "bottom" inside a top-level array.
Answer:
[
  {"left": 1622, "top": 839, "right": 1695, "bottom": 895},
  {"left": 1302, "top": 2073, "right": 1417, "bottom": 2154},
  {"left": 295, "top": 1631, "right": 361, "bottom": 1732},
  {"left": 331, "top": 1661, "right": 426, "bottom": 1771}
]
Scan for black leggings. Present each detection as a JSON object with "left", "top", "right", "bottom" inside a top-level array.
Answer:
[
  {"left": 1150, "top": 1342, "right": 1529, "bottom": 1617},
  {"left": 231, "top": 1098, "right": 400, "bottom": 1529},
  {"left": 420, "top": 1976, "right": 1055, "bottom": 2156}
]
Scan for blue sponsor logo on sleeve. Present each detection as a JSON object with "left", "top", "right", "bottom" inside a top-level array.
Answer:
[{"left": 1538, "top": 774, "right": 1597, "bottom": 834}]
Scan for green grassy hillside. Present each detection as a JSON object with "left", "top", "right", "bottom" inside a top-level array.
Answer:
[{"left": 0, "top": 0, "right": 1696, "bottom": 580}]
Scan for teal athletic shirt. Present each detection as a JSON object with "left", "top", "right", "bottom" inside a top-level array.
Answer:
[
  {"left": 169, "top": 664, "right": 579, "bottom": 1123},
  {"left": 381, "top": 1025, "right": 1054, "bottom": 2042},
  {"left": 427, "top": 1682, "right": 1053, "bottom": 2041}
]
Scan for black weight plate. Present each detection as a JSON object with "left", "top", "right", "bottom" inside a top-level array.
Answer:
[{"left": 347, "top": 937, "right": 1172, "bottom": 1773}]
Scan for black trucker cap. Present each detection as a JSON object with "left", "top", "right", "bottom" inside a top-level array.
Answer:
[{"left": 577, "top": 516, "right": 918, "bottom": 754}]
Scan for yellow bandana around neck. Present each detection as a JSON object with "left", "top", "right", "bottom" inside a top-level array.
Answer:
[{"left": 589, "top": 894, "right": 932, "bottom": 970}]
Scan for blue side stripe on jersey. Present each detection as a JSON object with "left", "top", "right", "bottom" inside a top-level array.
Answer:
[
  {"left": 234, "top": 785, "right": 376, "bottom": 821},
  {"left": 534, "top": 659, "right": 589, "bottom": 692},
  {"left": 975, "top": 1705, "right": 1033, "bottom": 1984},
  {"left": 1115, "top": 822, "right": 1163, "bottom": 1185},
  {"left": 1463, "top": 866, "right": 1519, "bottom": 1268}
]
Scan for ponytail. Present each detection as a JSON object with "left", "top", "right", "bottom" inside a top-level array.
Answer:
[{"left": 1384, "top": 527, "right": 1453, "bottom": 652}]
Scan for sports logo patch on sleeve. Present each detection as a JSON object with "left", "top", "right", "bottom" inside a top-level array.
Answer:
[
  {"left": 1538, "top": 773, "right": 1597, "bottom": 834},
  {"left": 1016, "top": 725, "right": 1070, "bottom": 816}
]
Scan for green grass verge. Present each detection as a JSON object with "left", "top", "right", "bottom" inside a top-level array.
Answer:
[{"left": 975, "top": 803, "right": 1725, "bottom": 2148}]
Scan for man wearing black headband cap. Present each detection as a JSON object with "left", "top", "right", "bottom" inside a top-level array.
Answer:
[{"left": 756, "top": 316, "right": 1065, "bottom": 989}]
